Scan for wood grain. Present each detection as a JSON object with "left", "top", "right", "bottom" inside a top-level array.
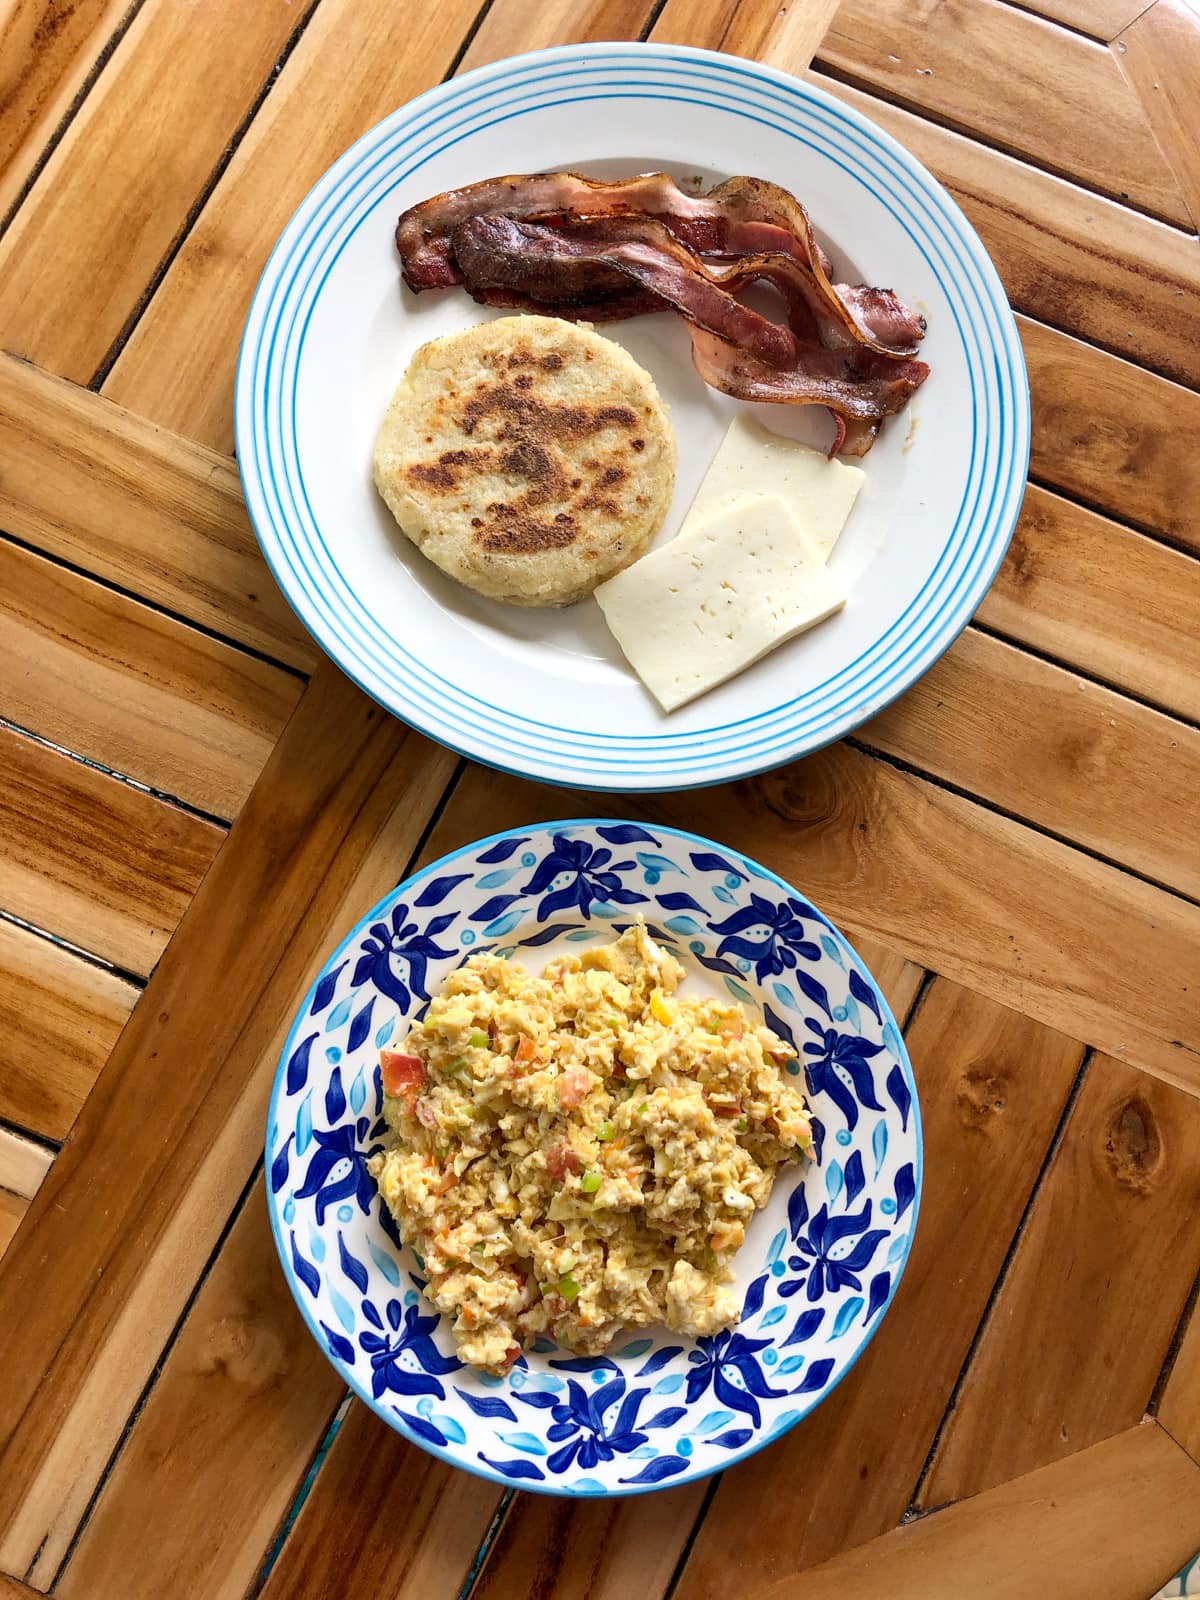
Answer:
[
  {"left": 0, "top": 0, "right": 310, "bottom": 381},
  {"left": 669, "top": 980, "right": 1083, "bottom": 1598},
  {"left": 653, "top": 0, "right": 844, "bottom": 66},
  {"left": 976, "top": 485, "right": 1200, "bottom": 727},
  {"left": 461, "top": 0, "right": 656, "bottom": 68},
  {"left": 1160, "top": 1294, "right": 1200, "bottom": 1466},
  {"left": 850, "top": 937, "right": 924, "bottom": 1022},
  {"left": 0, "top": 1572, "right": 41, "bottom": 1600},
  {"left": 921, "top": 1053, "right": 1200, "bottom": 1504},
  {"left": 815, "top": 0, "right": 1189, "bottom": 224},
  {"left": 426, "top": 756, "right": 1200, "bottom": 1090},
  {"left": 0, "top": 353, "right": 312, "bottom": 670},
  {"left": 860, "top": 625, "right": 1200, "bottom": 901},
  {"left": 470, "top": 1484, "right": 708, "bottom": 1600},
  {"left": 1010, "top": 0, "right": 1154, "bottom": 39},
  {"left": 259, "top": 1401, "right": 503, "bottom": 1600},
  {"left": 0, "top": 0, "right": 131, "bottom": 219},
  {"left": 0, "top": 915, "right": 136, "bottom": 1142},
  {"left": 0, "top": 723, "right": 223, "bottom": 976},
  {"left": 756, "top": 1423, "right": 1200, "bottom": 1600},
  {"left": 1021, "top": 314, "right": 1200, "bottom": 557},
  {"left": 0, "top": 667, "right": 453, "bottom": 1583},
  {"left": 57, "top": 1177, "right": 345, "bottom": 1600},
  {"left": 1115, "top": 0, "right": 1200, "bottom": 229},
  {"left": 811, "top": 70, "right": 1200, "bottom": 390},
  {"left": 0, "top": 1188, "right": 27, "bottom": 1260},
  {"left": 0, "top": 1124, "right": 53, "bottom": 1204},
  {"left": 0, "top": 1123, "right": 53, "bottom": 1258},
  {"left": 102, "top": 0, "right": 486, "bottom": 450},
  {"left": 0, "top": 537, "right": 302, "bottom": 820}
]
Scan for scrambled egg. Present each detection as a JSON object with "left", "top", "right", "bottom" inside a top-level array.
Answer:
[{"left": 368, "top": 922, "right": 813, "bottom": 1372}]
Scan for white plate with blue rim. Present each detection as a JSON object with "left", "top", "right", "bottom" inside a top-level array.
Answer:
[
  {"left": 235, "top": 42, "right": 1028, "bottom": 793},
  {"left": 265, "top": 821, "right": 922, "bottom": 1495}
]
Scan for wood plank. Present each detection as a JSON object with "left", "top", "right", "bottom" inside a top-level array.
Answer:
[
  {"left": 667, "top": 981, "right": 1082, "bottom": 1598},
  {"left": 0, "top": 666, "right": 454, "bottom": 1583},
  {"left": 460, "top": 0, "right": 657, "bottom": 68},
  {"left": 0, "top": 0, "right": 311, "bottom": 382},
  {"left": 0, "top": 1188, "right": 28, "bottom": 1260},
  {"left": 809, "top": 71, "right": 1200, "bottom": 391},
  {"left": 976, "top": 485, "right": 1200, "bottom": 727},
  {"left": 259, "top": 1400, "right": 502, "bottom": 1600},
  {"left": 424, "top": 756, "right": 1200, "bottom": 1090},
  {"left": 0, "top": 1125, "right": 53, "bottom": 1203},
  {"left": 0, "top": 724, "right": 223, "bottom": 976},
  {"left": 470, "top": 1483, "right": 708, "bottom": 1600},
  {"left": 860, "top": 626, "right": 1200, "bottom": 902},
  {"left": 755, "top": 1423, "right": 1200, "bottom": 1600},
  {"left": 0, "top": 1573, "right": 41, "bottom": 1600},
  {"left": 0, "top": 916, "right": 136, "bottom": 1143},
  {"left": 849, "top": 936, "right": 924, "bottom": 1021},
  {"left": 0, "top": 1123, "right": 53, "bottom": 1257},
  {"left": 102, "top": 0, "right": 486, "bottom": 451},
  {"left": 1115, "top": 0, "right": 1200, "bottom": 230},
  {"left": 814, "top": 0, "right": 1189, "bottom": 224},
  {"left": 1010, "top": 0, "right": 1153, "bottom": 40},
  {"left": 0, "top": 537, "right": 302, "bottom": 820},
  {"left": 0, "top": 0, "right": 131, "bottom": 218},
  {"left": 0, "top": 354, "right": 313, "bottom": 671},
  {"left": 1021, "top": 314, "right": 1200, "bottom": 557},
  {"left": 921, "top": 1053, "right": 1200, "bottom": 1504},
  {"left": 1160, "top": 1294, "right": 1200, "bottom": 1466},
  {"left": 57, "top": 1178, "right": 345, "bottom": 1600},
  {"left": 653, "top": 0, "right": 843, "bottom": 65}
]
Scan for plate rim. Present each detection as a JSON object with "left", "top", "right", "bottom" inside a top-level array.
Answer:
[
  {"left": 264, "top": 816, "right": 925, "bottom": 1497},
  {"left": 235, "top": 40, "right": 1030, "bottom": 791}
]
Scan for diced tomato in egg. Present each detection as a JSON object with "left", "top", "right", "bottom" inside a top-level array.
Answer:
[
  {"left": 381, "top": 1050, "right": 425, "bottom": 1100},
  {"left": 546, "top": 1140, "right": 581, "bottom": 1179},
  {"left": 558, "top": 1066, "right": 593, "bottom": 1109}
]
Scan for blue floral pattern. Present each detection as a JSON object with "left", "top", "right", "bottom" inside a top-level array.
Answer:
[{"left": 266, "top": 822, "right": 921, "bottom": 1497}]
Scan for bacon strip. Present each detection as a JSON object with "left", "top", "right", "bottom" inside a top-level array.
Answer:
[
  {"left": 397, "top": 170, "right": 925, "bottom": 355},
  {"left": 688, "top": 330, "right": 928, "bottom": 457},
  {"left": 395, "top": 170, "right": 930, "bottom": 454},
  {"left": 450, "top": 215, "right": 928, "bottom": 450}
]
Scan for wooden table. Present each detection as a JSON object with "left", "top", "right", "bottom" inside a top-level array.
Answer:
[{"left": 2, "top": 1, "right": 1200, "bottom": 1596}]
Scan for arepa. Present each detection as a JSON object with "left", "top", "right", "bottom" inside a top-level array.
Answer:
[{"left": 373, "top": 315, "right": 675, "bottom": 606}]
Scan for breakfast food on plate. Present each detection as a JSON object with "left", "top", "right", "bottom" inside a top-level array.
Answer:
[
  {"left": 595, "top": 418, "right": 864, "bottom": 710},
  {"left": 395, "top": 170, "right": 929, "bottom": 455},
  {"left": 373, "top": 315, "right": 675, "bottom": 606},
  {"left": 368, "top": 922, "right": 813, "bottom": 1372}
]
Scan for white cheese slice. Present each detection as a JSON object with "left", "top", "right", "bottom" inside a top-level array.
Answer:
[
  {"left": 685, "top": 413, "right": 865, "bottom": 561},
  {"left": 595, "top": 492, "right": 846, "bottom": 713}
]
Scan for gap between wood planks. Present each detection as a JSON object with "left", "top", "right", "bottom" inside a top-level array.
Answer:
[
  {"left": 844, "top": 737, "right": 1200, "bottom": 919},
  {"left": 83, "top": 0, "right": 325, "bottom": 394},
  {"left": 810, "top": 0, "right": 1199, "bottom": 234},
  {"left": 905, "top": 1050, "right": 1094, "bottom": 1513},
  {"left": 0, "top": 0, "right": 149, "bottom": 243}
]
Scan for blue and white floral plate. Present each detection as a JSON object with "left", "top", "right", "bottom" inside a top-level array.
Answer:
[
  {"left": 266, "top": 821, "right": 922, "bottom": 1495},
  {"left": 236, "top": 42, "right": 1028, "bottom": 792}
]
